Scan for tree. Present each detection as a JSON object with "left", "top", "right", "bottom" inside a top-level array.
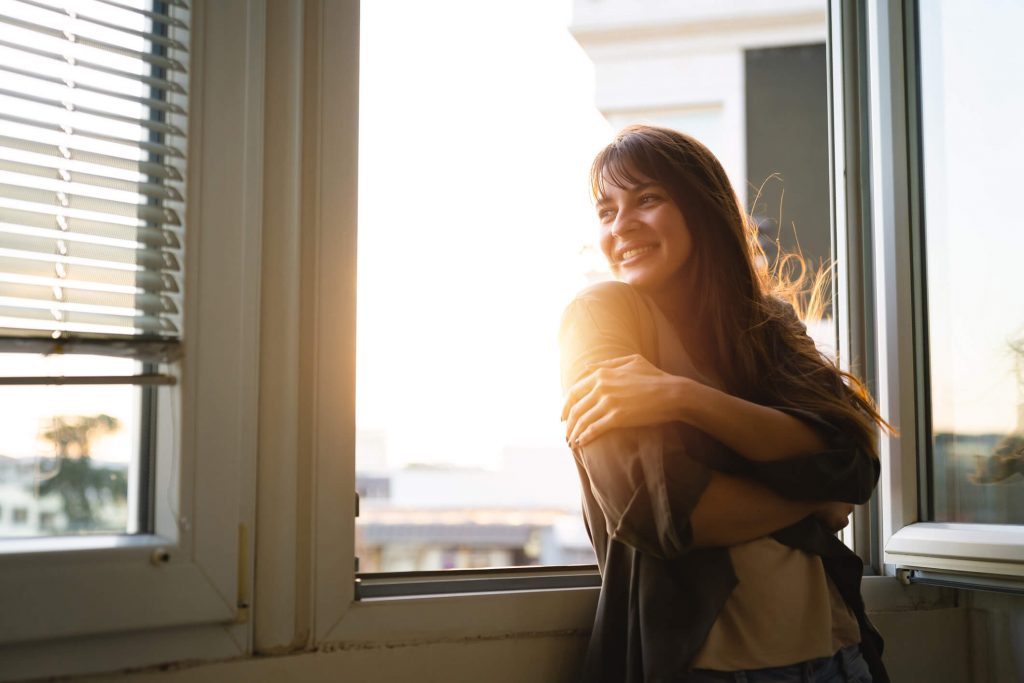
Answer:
[{"left": 37, "top": 414, "right": 127, "bottom": 532}]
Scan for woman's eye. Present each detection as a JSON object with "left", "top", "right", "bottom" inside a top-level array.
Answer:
[
  {"left": 597, "top": 209, "right": 614, "bottom": 221},
  {"left": 639, "top": 193, "right": 660, "bottom": 204}
]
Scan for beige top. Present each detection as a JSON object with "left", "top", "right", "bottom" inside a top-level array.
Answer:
[{"left": 691, "top": 536, "right": 861, "bottom": 670}]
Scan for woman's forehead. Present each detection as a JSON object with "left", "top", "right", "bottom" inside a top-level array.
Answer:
[{"left": 595, "top": 169, "right": 661, "bottom": 202}]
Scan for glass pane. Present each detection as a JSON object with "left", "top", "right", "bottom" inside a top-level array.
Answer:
[
  {"left": 356, "top": 2, "right": 832, "bottom": 571},
  {"left": 0, "top": 354, "right": 142, "bottom": 537},
  {"left": 356, "top": 0, "right": 604, "bottom": 573},
  {"left": 919, "top": 0, "right": 1024, "bottom": 523}
]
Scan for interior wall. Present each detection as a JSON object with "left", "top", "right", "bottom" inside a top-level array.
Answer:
[
  {"left": 63, "top": 600, "right": 990, "bottom": 683},
  {"left": 965, "top": 591, "right": 1024, "bottom": 682}
]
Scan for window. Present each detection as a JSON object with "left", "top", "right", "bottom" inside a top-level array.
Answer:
[
  {"left": 0, "top": 0, "right": 185, "bottom": 537},
  {"left": 862, "top": 0, "right": 1024, "bottom": 583},
  {"left": 0, "top": 2, "right": 260, "bottom": 675},
  {"left": 915, "top": 0, "right": 1024, "bottom": 526},
  {"left": 355, "top": 0, "right": 839, "bottom": 578}
]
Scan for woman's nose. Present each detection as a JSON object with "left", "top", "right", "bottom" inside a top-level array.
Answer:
[{"left": 610, "top": 211, "right": 639, "bottom": 238}]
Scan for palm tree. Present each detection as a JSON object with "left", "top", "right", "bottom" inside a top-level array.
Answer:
[{"left": 37, "top": 414, "right": 127, "bottom": 532}]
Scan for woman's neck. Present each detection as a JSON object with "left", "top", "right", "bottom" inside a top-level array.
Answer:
[{"left": 648, "top": 280, "right": 718, "bottom": 377}]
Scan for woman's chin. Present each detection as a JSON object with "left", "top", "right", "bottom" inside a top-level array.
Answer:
[{"left": 617, "top": 270, "right": 668, "bottom": 294}]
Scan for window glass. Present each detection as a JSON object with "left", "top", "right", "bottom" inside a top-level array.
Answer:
[
  {"left": 0, "top": 354, "right": 141, "bottom": 537},
  {"left": 356, "top": 0, "right": 606, "bottom": 572},
  {"left": 0, "top": 0, "right": 185, "bottom": 539},
  {"left": 356, "top": 1, "right": 832, "bottom": 571},
  {"left": 919, "top": 0, "right": 1024, "bottom": 523}
]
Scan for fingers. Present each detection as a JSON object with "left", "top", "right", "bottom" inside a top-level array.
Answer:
[
  {"left": 576, "top": 411, "right": 617, "bottom": 448},
  {"left": 560, "top": 355, "right": 640, "bottom": 420},
  {"left": 565, "top": 387, "right": 601, "bottom": 444},
  {"left": 561, "top": 371, "right": 598, "bottom": 422}
]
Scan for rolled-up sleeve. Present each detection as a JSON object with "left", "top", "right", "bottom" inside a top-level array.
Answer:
[
  {"left": 747, "top": 406, "right": 879, "bottom": 505},
  {"left": 559, "top": 282, "right": 711, "bottom": 559}
]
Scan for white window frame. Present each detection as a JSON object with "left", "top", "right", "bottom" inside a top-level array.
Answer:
[
  {"left": 0, "top": 1, "right": 264, "bottom": 678},
  {"left": 863, "top": 0, "right": 1024, "bottom": 582}
]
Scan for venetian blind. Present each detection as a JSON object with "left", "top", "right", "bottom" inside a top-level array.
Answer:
[{"left": 0, "top": 0, "right": 187, "bottom": 360}]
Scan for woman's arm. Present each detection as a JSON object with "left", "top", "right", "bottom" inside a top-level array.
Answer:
[
  {"left": 563, "top": 355, "right": 828, "bottom": 462},
  {"left": 564, "top": 352, "right": 878, "bottom": 504},
  {"left": 559, "top": 283, "right": 850, "bottom": 558},
  {"left": 690, "top": 472, "right": 851, "bottom": 548}
]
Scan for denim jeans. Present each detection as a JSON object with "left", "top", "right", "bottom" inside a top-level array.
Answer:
[{"left": 681, "top": 645, "right": 873, "bottom": 682}]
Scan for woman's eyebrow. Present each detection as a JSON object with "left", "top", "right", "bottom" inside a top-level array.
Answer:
[{"left": 596, "top": 181, "right": 660, "bottom": 206}]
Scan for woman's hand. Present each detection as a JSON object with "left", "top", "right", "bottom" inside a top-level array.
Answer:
[
  {"left": 562, "top": 354, "right": 689, "bottom": 448},
  {"left": 813, "top": 501, "right": 854, "bottom": 532}
]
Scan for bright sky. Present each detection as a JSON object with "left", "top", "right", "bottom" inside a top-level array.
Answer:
[
  {"left": 919, "top": 0, "right": 1024, "bottom": 435},
  {"left": 356, "top": 0, "right": 612, "bottom": 469}
]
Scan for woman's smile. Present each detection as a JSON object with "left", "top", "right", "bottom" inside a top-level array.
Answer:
[{"left": 618, "top": 244, "right": 659, "bottom": 264}]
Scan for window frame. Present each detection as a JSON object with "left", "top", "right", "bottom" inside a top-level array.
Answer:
[
  {"left": 0, "top": 0, "right": 262, "bottom": 676},
  {"left": 861, "top": 0, "right": 1024, "bottom": 582}
]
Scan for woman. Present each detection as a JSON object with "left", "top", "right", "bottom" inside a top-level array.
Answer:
[{"left": 559, "top": 125, "right": 889, "bottom": 683}]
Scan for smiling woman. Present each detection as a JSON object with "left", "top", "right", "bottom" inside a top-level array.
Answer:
[{"left": 560, "top": 125, "right": 889, "bottom": 683}]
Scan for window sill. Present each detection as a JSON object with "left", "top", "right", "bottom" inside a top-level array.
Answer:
[
  {"left": 355, "top": 565, "right": 601, "bottom": 599},
  {"left": 885, "top": 522, "right": 1024, "bottom": 579},
  {"left": 0, "top": 533, "right": 170, "bottom": 559}
]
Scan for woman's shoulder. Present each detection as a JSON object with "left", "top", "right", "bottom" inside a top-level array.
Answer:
[
  {"left": 566, "top": 280, "right": 648, "bottom": 314},
  {"left": 560, "top": 280, "right": 655, "bottom": 333},
  {"left": 559, "top": 280, "right": 658, "bottom": 351}
]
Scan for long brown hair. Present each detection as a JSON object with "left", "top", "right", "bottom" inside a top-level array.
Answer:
[{"left": 591, "top": 124, "right": 889, "bottom": 456}]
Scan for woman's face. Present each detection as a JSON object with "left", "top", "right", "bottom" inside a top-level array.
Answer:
[{"left": 596, "top": 175, "right": 694, "bottom": 296}]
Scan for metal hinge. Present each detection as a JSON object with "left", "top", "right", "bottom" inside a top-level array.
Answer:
[{"left": 355, "top": 490, "right": 360, "bottom": 518}]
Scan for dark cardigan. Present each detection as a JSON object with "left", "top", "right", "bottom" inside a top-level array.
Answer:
[{"left": 559, "top": 282, "right": 888, "bottom": 683}]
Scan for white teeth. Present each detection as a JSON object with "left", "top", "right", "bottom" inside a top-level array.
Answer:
[{"left": 621, "top": 246, "right": 655, "bottom": 261}]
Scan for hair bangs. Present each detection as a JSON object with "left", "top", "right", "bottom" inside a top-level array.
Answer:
[{"left": 590, "top": 130, "right": 662, "bottom": 203}]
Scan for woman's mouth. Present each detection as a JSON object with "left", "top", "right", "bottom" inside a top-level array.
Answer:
[{"left": 619, "top": 245, "right": 657, "bottom": 264}]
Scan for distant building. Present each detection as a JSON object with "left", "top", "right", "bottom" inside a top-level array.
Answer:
[
  {"left": 570, "top": 0, "right": 833, "bottom": 280},
  {"left": 0, "top": 456, "right": 65, "bottom": 537},
  {"left": 0, "top": 455, "right": 126, "bottom": 537},
  {"left": 355, "top": 444, "right": 594, "bottom": 572}
]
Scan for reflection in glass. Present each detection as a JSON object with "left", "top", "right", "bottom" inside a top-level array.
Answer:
[{"left": 919, "top": 1, "right": 1024, "bottom": 523}]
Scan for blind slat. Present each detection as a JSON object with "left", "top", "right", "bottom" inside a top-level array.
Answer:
[
  {"left": 0, "top": 113, "right": 184, "bottom": 164},
  {"left": 0, "top": 309, "right": 177, "bottom": 335},
  {"left": 0, "top": 64, "right": 187, "bottom": 115},
  {"left": 0, "top": 135, "right": 184, "bottom": 181},
  {"left": 0, "top": 282, "right": 177, "bottom": 315},
  {"left": 0, "top": 38, "right": 185, "bottom": 95},
  {"left": 95, "top": 0, "right": 189, "bottom": 30},
  {"left": 0, "top": 208, "right": 182, "bottom": 249},
  {"left": 0, "top": 1, "right": 187, "bottom": 348},
  {"left": 0, "top": 14, "right": 186, "bottom": 72},
  {"left": 0, "top": 271, "right": 179, "bottom": 296},
  {"left": 0, "top": 86, "right": 186, "bottom": 137},
  {"left": 0, "top": 235, "right": 181, "bottom": 274},
  {"left": 0, "top": 258, "right": 181, "bottom": 294},
  {"left": 14, "top": 0, "right": 189, "bottom": 52},
  {"left": 1, "top": 114, "right": 184, "bottom": 164},
  {"left": 0, "top": 185, "right": 182, "bottom": 226},
  {"left": 0, "top": 296, "right": 176, "bottom": 323},
  {"left": 0, "top": 157, "right": 182, "bottom": 202}
]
